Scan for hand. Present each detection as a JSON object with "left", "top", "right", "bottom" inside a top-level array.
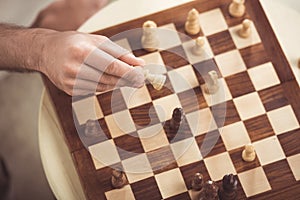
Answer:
[
  {"left": 31, "top": 0, "right": 108, "bottom": 31},
  {"left": 36, "top": 30, "right": 145, "bottom": 96}
]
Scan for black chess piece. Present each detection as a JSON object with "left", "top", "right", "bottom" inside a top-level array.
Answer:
[
  {"left": 170, "top": 108, "right": 183, "bottom": 134},
  {"left": 191, "top": 173, "right": 204, "bottom": 191},
  {"left": 218, "top": 174, "right": 238, "bottom": 200},
  {"left": 198, "top": 180, "right": 219, "bottom": 200},
  {"left": 111, "top": 169, "right": 127, "bottom": 189},
  {"left": 84, "top": 119, "right": 101, "bottom": 137}
]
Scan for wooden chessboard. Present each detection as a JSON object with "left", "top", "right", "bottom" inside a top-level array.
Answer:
[{"left": 43, "top": 0, "right": 300, "bottom": 199}]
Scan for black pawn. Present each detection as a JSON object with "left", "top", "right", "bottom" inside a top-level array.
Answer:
[
  {"left": 198, "top": 180, "right": 219, "bottom": 200},
  {"left": 170, "top": 108, "right": 183, "bottom": 134},
  {"left": 84, "top": 119, "right": 100, "bottom": 137},
  {"left": 218, "top": 174, "right": 238, "bottom": 200},
  {"left": 191, "top": 173, "right": 204, "bottom": 191},
  {"left": 111, "top": 169, "right": 127, "bottom": 189}
]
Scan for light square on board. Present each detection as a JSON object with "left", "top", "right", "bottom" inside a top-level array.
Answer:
[
  {"left": 238, "top": 167, "right": 271, "bottom": 197},
  {"left": 201, "top": 78, "right": 232, "bottom": 106},
  {"left": 120, "top": 85, "right": 152, "bottom": 109},
  {"left": 215, "top": 50, "right": 246, "bottom": 77},
  {"left": 248, "top": 62, "right": 280, "bottom": 91},
  {"left": 220, "top": 121, "right": 251, "bottom": 151},
  {"left": 267, "top": 105, "right": 300, "bottom": 135},
  {"left": 88, "top": 140, "right": 120, "bottom": 168},
  {"left": 153, "top": 94, "right": 182, "bottom": 122},
  {"left": 139, "top": 52, "right": 167, "bottom": 74},
  {"left": 105, "top": 110, "right": 136, "bottom": 138},
  {"left": 199, "top": 8, "right": 228, "bottom": 36},
  {"left": 182, "top": 37, "right": 213, "bottom": 64},
  {"left": 229, "top": 21, "right": 261, "bottom": 49},
  {"left": 253, "top": 136, "right": 286, "bottom": 166},
  {"left": 122, "top": 154, "right": 153, "bottom": 183},
  {"left": 105, "top": 185, "right": 135, "bottom": 200},
  {"left": 138, "top": 124, "right": 169, "bottom": 152},
  {"left": 155, "top": 168, "right": 187, "bottom": 199},
  {"left": 158, "top": 23, "right": 182, "bottom": 50},
  {"left": 171, "top": 138, "right": 202, "bottom": 167},
  {"left": 186, "top": 108, "right": 217, "bottom": 136},
  {"left": 168, "top": 65, "right": 199, "bottom": 93},
  {"left": 204, "top": 152, "right": 236, "bottom": 181},
  {"left": 72, "top": 96, "right": 103, "bottom": 125},
  {"left": 114, "top": 38, "right": 132, "bottom": 52},
  {"left": 287, "top": 154, "right": 300, "bottom": 181},
  {"left": 233, "top": 92, "right": 265, "bottom": 121}
]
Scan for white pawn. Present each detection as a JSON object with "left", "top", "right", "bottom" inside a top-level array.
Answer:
[
  {"left": 239, "top": 19, "right": 252, "bottom": 38},
  {"left": 204, "top": 70, "right": 219, "bottom": 94},
  {"left": 185, "top": 8, "right": 201, "bottom": 35},
  {"left": 242, "top": 144, "right": 256, "bottom": 162},
  {"left": 229, "top": 0, "right": 246, "bottom": 18},
  {"left": 144, "top": 70, "right": 166, "bottom": 90},
  {"left": 141, "top": 20, "right": 159, "bottom": 52},
  {"left": 192, "top": 36, "right": 205, "bottom": 55}
]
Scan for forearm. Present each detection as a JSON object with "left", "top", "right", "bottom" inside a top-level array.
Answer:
[{"left": 0, "top": 23, "right": 53, "bottom": 72}]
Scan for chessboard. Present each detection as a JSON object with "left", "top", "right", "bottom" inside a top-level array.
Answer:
[{"left": 43, "top": 0, "right": 300, "bottom": 199}]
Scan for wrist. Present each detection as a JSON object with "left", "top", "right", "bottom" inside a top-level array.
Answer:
[{"left": 24, "top": 28, "right": 56, "bottom": 72}]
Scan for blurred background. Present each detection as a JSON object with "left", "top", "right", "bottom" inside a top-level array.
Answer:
[{"left": 0, "top": 0, "right": 55, "bottom": 199}]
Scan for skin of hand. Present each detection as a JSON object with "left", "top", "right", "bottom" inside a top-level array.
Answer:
[
  {"left": 37, "top": 30, "right": 146, "bottom": 96},
  {"left": 31, "top": 0, "right": 109, "bottom": 31},
  {"left": 0, "top": 25, "right": 145, "bottom": 96}
]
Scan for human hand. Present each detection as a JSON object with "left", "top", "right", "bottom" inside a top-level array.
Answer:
[
  {"left": 35, "top": 30, "right": 145, "bottom": 96},
  {"left": 31, "top": 0, "right": 108, "bottom": 31}
]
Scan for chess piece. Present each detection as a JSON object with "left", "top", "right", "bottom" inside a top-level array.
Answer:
[
  {"left": 141, "top": 20, "right": 159, "bottom": 52},
  {"left": 242, "top": 144, "right": 256, "bottom": 162},
  {"left": 198, "top": 180, "right": 219, "bottom": 200},
  {"left": 192, "top": 36, "right": 205, "bottom": 55},
  {"left": 84, "top": 119, "right": 101, "bottom": 137},
  {"left": 144, "top": 69, "right": 166, "bottom": 90},
  {"left": 185, "top": 8, "right": 201, "bottom": 35},
  {"left": 170, "top": 108, "right": 184, "bottom": 134},
  {"left": 204, "top": 70, "right": 219, "bottom": 94},
  {"left": 229, "top": 0, "right": 246, "bottom": 18},
  {"left": 111, "top": 169, "right": 127, "bottom": 189},
  {"left": 218, "top": 174, "right": 238, "bottom": 200},
  {"left": 239, "top": 19, "right": 252, "bottom": 38},
  {"left": 191, "top": 173, "right": 204, "bottom": 191}
]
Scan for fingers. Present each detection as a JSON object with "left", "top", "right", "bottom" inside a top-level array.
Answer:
[
  {"left": 76, "top": 64, "right": 129, "bottom": 87},
  {"left": 120, "top": 53, "right": 145, "bottom": 67},
  {"left": 84, "top": 48, "right": 145, "bottom": 87},
  {"left": 93, "top": 35, "right": 145, "bottom": 66}
]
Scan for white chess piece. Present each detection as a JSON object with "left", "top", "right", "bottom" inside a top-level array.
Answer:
[
  {"left": 141, "top": 20, "right": 159, "bottom": 52},
  {"left": 204, "top": 70, "right": 219, "bottom": 94},
  {"left": 239, "top": 19, "right": 252, "bottom": 38},
  {"left": 185, "top": 8, "right": 201, "bottom": 35},
  {"left": 192, "top": 36, "right": 205, "bottom": 55},
  {"left": 242, "top": 144, "right": 256, "bottom": 162},
  {"left": 229, "top": 0, "right": 246, "bottom": 18},
  {"left": 144, "top": 70, "right": 166, "bottom": 90}
]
